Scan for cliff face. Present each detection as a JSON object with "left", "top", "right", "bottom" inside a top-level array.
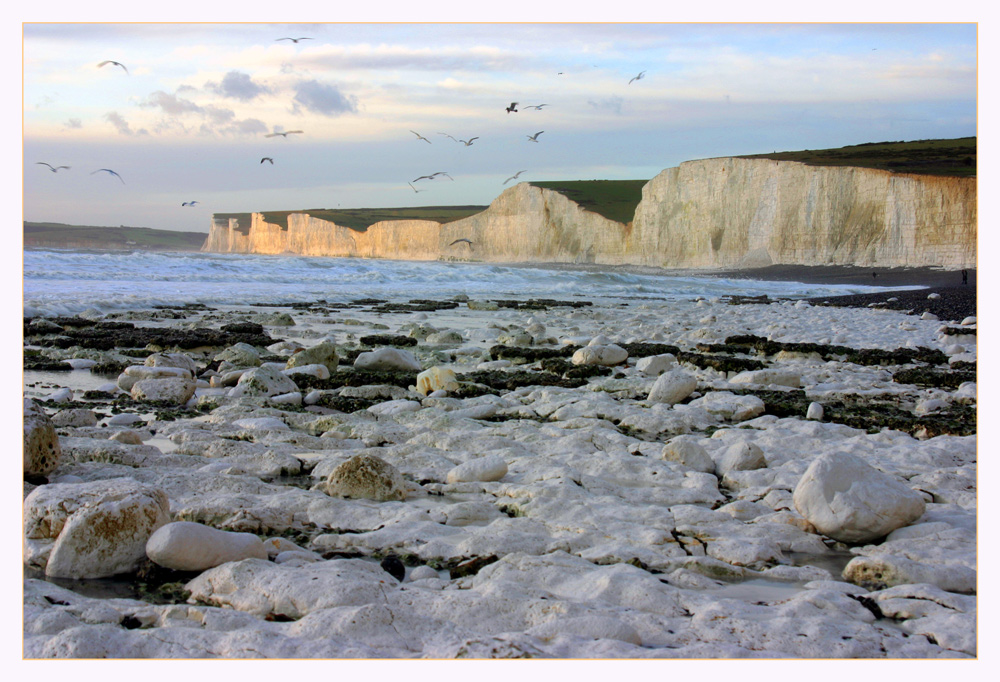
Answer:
[{"left": 203, "top": 158, "right": 977, "bottom": 268}]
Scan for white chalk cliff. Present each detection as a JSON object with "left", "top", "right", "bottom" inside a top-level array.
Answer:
[{"left": 203, "top": 157, "right": 977, "bottom": 268}]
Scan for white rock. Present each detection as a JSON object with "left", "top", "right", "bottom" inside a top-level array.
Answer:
[
  {"left": 927, "top": 293, "right": 941, "bottom": 300},
  {"left": 269, "top": 392, "right": 303, "bottom": 406},
  {"left": 661, "top": 436, "right": 715, "bottom": 473},
  {"left": 145, "top": 352, "right": 197, "bottom": 373},
  {"left": 23, "top": 399, "right": 62, "bottom": 476},
  {"left": 285, "top": 340, "right": 339, "bottom": 371},
  {"left": 23, "top": 477, "right": 170, "bottom": 579},
  {"left": 51, "top": 408, "right": 98, "bottom": 428},
  {"left": 408, "top": 565, "right": 440, "bottom": 581},
  {"left": 792, "top": 453, "right": 926, "bottom": 543},
  {"left": 146, "top": 521, "right": 268, "bottom": 571},
  {"left": 715, "top": 441, "right": 767, "bottom": 477},
  {"left": 65, "top": 358, "right": 97, "bottom": 369},
  {"left": 46, "top": 388, "right": 73, "bottom": 402},
  {"left": 688, "top": 391, "right": 765, "bottom": 422},
  {"left": 282, "top": 363, "right": 331, "bottom": 380},
  {"left": 354, "top": 348, "right": 422, "bottom": 372},
  {"left": 130, "top": 377, "right": 197, "bottom": 405},
  {"left": 214, "top": 342, "right": 263, "bottom": 367},
  {"left": 915, "top": 398, "right": 949, "bottom": 415},
  {"left": 108, "top": 430, "right": 143, "bottom": 445},
  {"left": 232, "top": 417, "right": 290, "bottom": 431},
  {"left": 107, "top": 413, "right": 145, "bottom": 426},
  {"left": 572, "top": 344, "right": 628, "bottom": 366},
  {"left": 960, "top": 316, "right": 976, "bottom": 326},
  {"left": 323, "top": 453, "right": 408, "bottom": 501},
  {"left": 635, "top": 353, "right": 677, "bottom": 376},
  {"left": 415, "top": 367, "right": 459, "bottom": 396},
  {"left": 267, "top": 340, "right": 305, "bottom": 356},
  {"left": 368, "top": 399, "right": 422, "bottom": 417},
  {"left": 230, "top": 365, "right": 299, "bottom": 398},
  {"left": 646, "top": 370, "right": 697, "bottom": 405},
  {"left": 920, "top": 312, "right": 939, "bottom": 321},
  {"left": 730, "top": 369, "right": 801, "bottom": 388},
  {"left": 446, "top": 454, "right": 509, "bottom": 483},
  {"left": 806, "top": 402, "right": 824, "bottom": 420}
]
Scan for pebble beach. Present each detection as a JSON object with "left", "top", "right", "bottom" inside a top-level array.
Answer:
[{"left": 21, "top": 262, "right": 978, "bottom": 659}]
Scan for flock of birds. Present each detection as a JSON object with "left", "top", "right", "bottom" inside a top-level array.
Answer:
[{"left": 34, "top": 39, "right": 649, "bottom": 225}]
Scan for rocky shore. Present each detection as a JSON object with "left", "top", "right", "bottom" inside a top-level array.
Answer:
[{"left": 22, "top": 282, "right": 977, "bottom": 659}]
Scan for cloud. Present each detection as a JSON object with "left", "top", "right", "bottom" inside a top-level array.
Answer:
[
  {"left": 587, "top": 96, "right": 624, "bottom": 115},
  {"left": 291, "top": 79, "right": 358, "bottom": 116},
  {"left": 104, "top": 111, "right": 134, "bottom": 135},
  {"left": 142, "top": 91, "right": 204, "bottom": 116},
  {"left": 207, "top": 71, "right": 271, "bottom": 101},
  {"left": 64, "top": 118, "right": 82, "bottom": 130}
]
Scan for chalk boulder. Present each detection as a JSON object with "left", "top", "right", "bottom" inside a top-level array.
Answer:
[
  {"left": 286, "top": 339, "right": 339, "bottom": 372},
  {"left": 23, "top": 477, "right": 170, "bottom": 579},
  {"left": 416, "top": 367, "right": 459, "bottom": 396},
  {"left": 793, "top": 453, "right": 926, "bottom": 543},
  {"left": 323, "top": 453, "right": 408, "bottom": 501},
  {"left": 661, "top": 436, "right": 714, "bottom": 473},
  {"left": 130, "top": 377, "right": 197, "bottom": 404},
  {"left": 230, "top": 365, "right": 299, "bottom": 397},
  {"left": 146, "top": 521, "right": 268, "bottom": 571},
  {"left": 354, "top": 348, "right": 422, "bottom": 372},
  {"left": 446, "top": 454, "right": 509, "bottom": 483},
  {"left": 647, "top": 370, "right": 698, "bottom": 404},
  {"left": 572, "top": 344, "right": 628, "bottom": 366},
  {"left": 23, "top": 399, "right": 62, "bottom": 476}
]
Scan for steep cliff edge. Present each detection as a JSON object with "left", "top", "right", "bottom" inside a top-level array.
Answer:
[{"left": 204, "top": 158, "right": 976, "bottom": 268}]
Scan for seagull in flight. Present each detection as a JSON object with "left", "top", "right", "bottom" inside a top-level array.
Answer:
[
  {"left": 523, "top": 104, "right": 549, "bottom": 110},
  {"left": 459, "top": 137, "right": 479, "bottom": 146},
  {"left": 36, "top": 162, "right": 70, "bottom": 173},
  {"left": 260, "top": 157, "right": 274, "bottom": 164},
  {"left": 438, "top": 132, "right": 458, "bottom": 142},
  {"left": 628, "top": 70, "right": 646, "bottom": 84},
  {"left": 449, "top": 238, "right": 473, "bottom": 249},
  {"left": 98, "top": 60, "right": 128, "bottom": 74},
  {"left": 527, "top": 131, "right": 545, "bottom": 142},
  {"left": 413, "top": 172, "right": 452, "bottom": 182},
  {"left": 181, "top": 201, "right": 199, "bottom": 206},
  {"left": 91, "top": 168, "right": 124, "bottom": 183},
  {"left": 276, "top": 37, "right": 312, "bottom": 43},
  {"left": 504, "top": 170, "right": 527, "bottom": 184},
  {"left": 265, "top": 130, "right": 303, "bottom": 138},
  {"left": 410, "top": 130, "right": 432, "bottom": 144},
  {"left": 506, "top": 102, "right": 519, "bottom": 113},
  {"left": 408, "top": 182, "right": 426, "bottom": 193}
]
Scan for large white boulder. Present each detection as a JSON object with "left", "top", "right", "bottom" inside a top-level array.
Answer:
[
  {"left": 146, "top": 521, "right": 268, "bottom": 571},
  {"left": 145, "top": 352, "right": 197, "bottom": 373},
  {"left": 688, "top": 391, "right": 765, "bottom": 422},
  {"left": 354, "top": 348, "right": 422, "bottom": 372},
  {"left": 647, "top": 370, "right": 698, "bottom": 404},
  {"left": 415, "top": 366, "right": 459, "bottom": 396},
  {"left": 323, "top": 453, "right": 408, "bottom": 501},
  {"left": 715, "top": 441, "right": 767, "bottom": 477},
  {"left": 661, "top": 436, "right": 715, "bottom": 473},
  {"left": 23, "top": 399, "right": 61, "bottom": 476},
  {"left": 635, "top": 353, "right": 677, "bottom": 376},
  {"left": 230, "top": 365, "right": 300, "bottom": 397},
  {"left": 23, "top": 477, "right": 170, "bottom": 578},
  {"left": 446, "top": 454, "right": 509, "bottom": 483},
  {"left": 571, "top": 344, "right": 628, "bottom": 366},
  {"left": 130, "top": 377, "right": 197, "bottom": 404},
  {"left": 730, "top": 369, "right": 802, "bottom": 388},
  {"left": 285, "top": 339, "right": 339, "bottom": 372},
  {"left": 793, "top": 453, "right": 926, "bottom": 543}
]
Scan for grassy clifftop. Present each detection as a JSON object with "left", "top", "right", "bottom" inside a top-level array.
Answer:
[
  {"left": 528, "top": 180, "right": 648, "bottom": 225},
  {"left": 738, "top": 137, "right": 976, "bottom": 177},
  {"left": 24, "top": 222, "right": 208, "bottom": 251}
]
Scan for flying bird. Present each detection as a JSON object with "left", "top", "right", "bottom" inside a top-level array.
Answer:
[
  {"left": 438, "top": 132, "right": 458, "bottom": 142},
  {"left": 36, "top": 162, "right": 70, "bottom": 173},
  {"left": 503, "top": 170, "right": 527, "bottom": 184},
  {"left": 459, "top": 137, "right": 479, "bottom": 146},
  {"left": 260, "top": 157, "right": 274, "bottom": 164},
  {"left": 98, "top": 60, "right": 128, "bottom": 74},
  {"left": 449, "top": 238, "right": 473, "bottom": 249},
  {"left": 523, "top": 104, "right": 549, "bottom": 110},
  {"left": 265, "top": 130, "right": 303, "bottom": 138},
  {"left": 410, "top": 130, "right": 432, "bottom": 144},
  {"left": 408, "top": 182, "right": 426, "bottom": 193},
  {"left": 412, "top": 172, "right": 452, "bottom": 182},
  {"left": 91, "top": 168, "right": 124, "bottom": 183},
  {"left": 181, "top": 201, "right": 199, "bottom": 206},
  {"left": 276, "top": 37, "right": 312, "bottom": 43},
  {"left": 628, "top": 70, "right": 646, "bottom": 84},
  {"left": 505, "top": 102, "right": 519, "bottom": 113},
  {"left": 527, "top": 131, "right": 545, "bottom": 142}
]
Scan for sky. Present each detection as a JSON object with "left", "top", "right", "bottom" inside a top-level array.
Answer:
[{"left": 20, "top": 10, "right": 979, "bottom": 235}]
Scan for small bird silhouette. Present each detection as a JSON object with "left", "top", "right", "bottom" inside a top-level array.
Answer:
[
  {"left": 438, "top": 132, "right": 458, "bottom": 142},
  {"left": 98, "top": 60, "right": 128, "bottom": 74},
  {"left": 265, "top": 130, "right": 303, "bottom": 138},
  {"left": 408, "top": 182, "right": 426, "bottom": 193},
  {"left": 413, "top": 172, "right": 452, "bottom": 182},
  {"left": 628, "top": 70, "right": 646, "bottom": 84},
  {"left": 410, "top": 130, "right": 431, "bottom": 143},
  {"left": 181, "top": 201, "right": 199, "bottom": 206},
  {"left": 459, "top": 137, "right": 479, "bottom": 146},
  {"left": 91, "top": 168, "right": 124, "bottom": 183},
  {"left": 276, "top": 37, "right": 312, "bottom": 43},
  {"left": 504, "top": 170, "right": 527, "bottom": 184},
  {"left": 527, "top": 131, "right": 544, "bottom": 142},
  {"left": 449, "top": 238, "right": 473, "bottom": 249},
  {"left": 505, "top": 102, "right": 519, "bottom": 113},
  {"left": 523, "top": 104, "right": 549, "bottom": 110},
  {"left": 260, "top": 157, "right": 274, "bottom": 164},
  {"left": 36, "top": 162, "right": 70, "bottom": 173}
]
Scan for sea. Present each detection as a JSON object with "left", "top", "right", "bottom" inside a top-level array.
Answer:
[{"left": 23, "top": 248, "right": 913, "bottom": 318}]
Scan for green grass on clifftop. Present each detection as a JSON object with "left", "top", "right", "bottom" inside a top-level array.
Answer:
[
  {"left": 24, "top": 222, "right": 208, "bottom": 250},
  {"left": 528, "top": 180, "right": 648, "bottom": 225},
  {"left": 214, "top": 206, "right": 489, "bottom": 233},
  {"left": 739, "top": 137, "right": 976, "bottom": 177}
]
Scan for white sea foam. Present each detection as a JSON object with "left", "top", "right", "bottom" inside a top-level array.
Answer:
[{"left": 23, "top": 248, "right": 917, "bottom": 317}]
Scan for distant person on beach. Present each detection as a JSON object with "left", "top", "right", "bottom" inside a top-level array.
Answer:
[
  {"left": 962, "top": 269, "right": 968, "bottom": 285},
  {"left": 872, "top": 272, "right": 878, "bottom": 280}
]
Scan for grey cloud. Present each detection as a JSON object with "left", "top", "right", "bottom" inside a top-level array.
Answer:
[
  {"left": 587, "top": 96, "right": 624, "bottom": 115},
  {"left": 142, "top": 91, "right": 204, "bottom": 116},
  {"left": 104, "top": 111, "right": 134, "bottom": 135},
  {"left": 291, "top": 79, "right": 358, "bottom": 116},
  {"left": 64, "top": 118, "right": 82, "bottom": 129},
  {"left": 208, "top": 71, "right": 271, "bottom": 101}
]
